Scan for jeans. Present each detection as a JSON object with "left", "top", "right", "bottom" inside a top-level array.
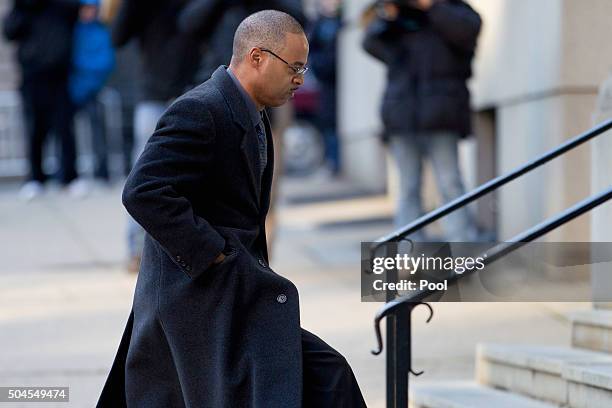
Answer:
[
  {"left": 322, "top": 127, "right": 340, "bottom": 174},
  {"left": 127, "top": 101, "right": 168, "bottom": 259},
  {"left": 390, "top": 131, "right": 476, "bottom": 241},
  {"left": 84, "top": 97, "right": 109, "bottom": 180}
]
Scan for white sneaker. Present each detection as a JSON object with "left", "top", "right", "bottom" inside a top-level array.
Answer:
[
  {"left": 19, "top": 181, "right": 44, "bottom": 201},
  {"left": 66, "top": 179, "right": 91, "bottom": 199}
]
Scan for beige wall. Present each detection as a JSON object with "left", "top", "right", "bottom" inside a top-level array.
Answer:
[
  {"left": 561, "top": 0, "right": 612, "bottom": 89},
  {"left": 496, "top": 93, "right": 594, "bottom": 240},
  {"left": 469, "top": 0, "right": 564, "bottom": 108},
  {"left": 468, "top": 0, "right": 612, "bottom": 240},
  {"left": 338, "top": 0, "right": 388, "bottom": 192},
  {"left": 591, "top": 74, "right": 612, "bottom": 300}
]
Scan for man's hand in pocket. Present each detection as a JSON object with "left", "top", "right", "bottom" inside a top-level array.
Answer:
[{"left": 213, "top": 252, "right": 226, "bottom": 264}]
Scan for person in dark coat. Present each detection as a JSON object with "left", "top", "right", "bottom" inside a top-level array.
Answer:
[
  {"left": 362, "top": 0, "right": 481, "bottom": 241},
  {"left": 97, "top": 10, "right": 367, "bottom": 408},
  {"left": 3, "top": 0, "right": 81, "bottom": 199},
  {"left": 110, "top": 0, "right": 218, "bottom": 272},
  {"left": 308, "top": 0, "right": 342, "bottom": 176}
]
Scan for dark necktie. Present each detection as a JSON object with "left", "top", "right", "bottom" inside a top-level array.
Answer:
[{"left": 255, "top": 117, "right": 267, "bottom": 179}]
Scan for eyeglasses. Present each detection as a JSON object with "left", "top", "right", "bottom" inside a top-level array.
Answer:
[{"left": 260, "top": 48, "right": 309, "bottom": 76}]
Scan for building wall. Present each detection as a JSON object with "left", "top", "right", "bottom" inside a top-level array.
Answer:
[
  {"left": 338, "top": 0, "right": 388, "bottom": 193},
  {"left": 591, "top": 72, "right": 612, "bottom": 301},
  {"left": 495, "top": 93, "right": 593, "bottom": 240},
  {"left": 467, "top": 0, "right": 612, "bottom": 240}
]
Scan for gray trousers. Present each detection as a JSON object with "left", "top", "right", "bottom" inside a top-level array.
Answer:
[
  {"left": 390, "top": 131, "right": 476, "bottom": 241},
  {"left": 127, "top": 101, "right": 168, "bottom": 258}
]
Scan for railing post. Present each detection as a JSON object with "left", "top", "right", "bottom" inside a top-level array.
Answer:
[
  {"left": 398, "top": 309, "right": 411, "bottom": 408},
  {"left": 374, "top": 300, "right": 433, "bottom": 408},
  {"left": 386, "top": 314, "right": 395, "bottom": 408},
  {"left": 384, "top": 242, "right": 402, "bottom": 407},
  {"left": 382, "top": 241, "right": 421, "bottom": 408}
]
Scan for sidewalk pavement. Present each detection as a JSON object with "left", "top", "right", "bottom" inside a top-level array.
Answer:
[{"left": 0, "top": 176, "right": 590, "bottom": 407}]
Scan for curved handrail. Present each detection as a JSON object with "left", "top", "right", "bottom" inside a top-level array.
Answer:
[
  {"left": 371, "top": 118, "right": 612, "bottom": 254},
  {"left": 373, "top": 185, "right": 612, "bottom": 348},
  {"left": 372, "top": 119, "right": 612, "bottom": 408},
  {"left": 372, "top": 301, "right": 433, "bottom": 356}
]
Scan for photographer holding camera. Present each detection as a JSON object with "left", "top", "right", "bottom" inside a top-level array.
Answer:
[{"left": 362, "top": 0, "right": 481, "bottom": 241}]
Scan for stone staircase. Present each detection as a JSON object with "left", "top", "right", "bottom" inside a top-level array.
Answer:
[{"left": 410, "top": 309, "right": 612, "bottom": 408}]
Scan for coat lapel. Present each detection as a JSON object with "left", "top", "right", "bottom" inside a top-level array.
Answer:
[
  {"left": 211, "top": 66, "right": 261, "bottom": 205},
  {"left": 240, "top": 127, "right": 262, "bottom": 204}
]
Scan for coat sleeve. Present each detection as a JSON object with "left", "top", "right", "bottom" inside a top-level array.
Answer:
[
  {"left": 122, "top": 97, "right": 226, "bottom": 280},
  {"left": 110, "top": 0, "right": 144, "bottom": 47},
  {"left": 427, "top": 0, "right": 482, "bottom": 54},
  {"left": 361, "top": 18, "right": 401, "bottom": 66}
]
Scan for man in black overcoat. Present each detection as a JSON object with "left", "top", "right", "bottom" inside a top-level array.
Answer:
[{"left": 97, "top": 10, "right": 367, "bottom": 408}]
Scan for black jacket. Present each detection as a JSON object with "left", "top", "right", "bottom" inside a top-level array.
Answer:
[
  {"left": 2, "top": 0, "right": 79, "bottom": 80},
  {"left": 111, "top": 0, "right": 215, "bottom": 101},
  {"left": 97, "top": 66, "right": 303, "bottom": 407},
  {"left": 362, "top": 0, "right": 481, "bottom": 137}
]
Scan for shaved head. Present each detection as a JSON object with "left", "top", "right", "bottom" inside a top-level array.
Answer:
[
  {"left": 229, "top": 10, "right": 309, "bottom": 109},
  {"left": 231, "top": 10, "right": 305, "bottom": 63}
]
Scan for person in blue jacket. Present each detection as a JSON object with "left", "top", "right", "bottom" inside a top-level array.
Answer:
[{"left": 69, "top": 0, "right": 115, "bottom": 184}]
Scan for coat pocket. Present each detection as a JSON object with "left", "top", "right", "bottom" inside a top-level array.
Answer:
[{"left": 206, "top": 245, "right": 240, "bottom": 273}]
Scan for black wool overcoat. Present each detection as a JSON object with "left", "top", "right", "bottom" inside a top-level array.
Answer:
[{"left": 97, "top": 66, "right": 303, "bottom": 407}]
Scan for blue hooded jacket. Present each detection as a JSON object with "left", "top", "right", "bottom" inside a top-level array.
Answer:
[{"left": 69, "top": 0, "right": 115, "bottom": 106}]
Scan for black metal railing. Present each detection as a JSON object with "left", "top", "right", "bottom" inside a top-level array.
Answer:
[{"left": 369, "top": 118, "right": 612, "bottom": 408}]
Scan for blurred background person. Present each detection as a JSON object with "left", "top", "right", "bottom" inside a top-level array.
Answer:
[
  {"left": 3, "top": 0, "right": 82, "bottom": 200},
  {"left": 69, "top": 0, "right": 115, "bottom": 188},
  {"left": 96, "top": 0, "right": 139, "bottom": 178},
  {"left": 362, "top": 0, "right": 481, "bottom": 241},
  {"left": 110, "top": 0, "right": 218, "bottom": 272},
  {"left": 105, "top": 41, "right": 141, "bottom": 178},
  {"left": 308, "top": 0, "right": 342, "bottom": 177}
]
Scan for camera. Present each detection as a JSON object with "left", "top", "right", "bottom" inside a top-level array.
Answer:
[{"left": 374, "top": 0, "right": 426, "bottom": 31}]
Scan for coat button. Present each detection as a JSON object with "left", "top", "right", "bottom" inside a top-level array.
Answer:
[
  {"left": 185, "top": 265, "right": 191, "bottom": 272},
  {"left": 176, "top": 255, "right": 182, "bottom": 261},
  {"left": 276, "top": 294, "right": 287, "bottom": 304},
  {"left": 258, "top": 258, "right": 267, "bottom": 268}
]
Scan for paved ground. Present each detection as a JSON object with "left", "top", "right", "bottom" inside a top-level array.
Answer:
[{"left": 0, "top": 175, "right": 590, "bottom": 407}]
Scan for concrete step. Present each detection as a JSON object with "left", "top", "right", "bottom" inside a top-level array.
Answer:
[
  {"left": 477, "top": 343, "right": 612, "bottom": 406},
  {"left": 564, "top": 364, "right": 612, "bottom": 408},
  {"left": 409, "top": 381, "right": 559, "bottom": 408},
  {"left": 570, "top": 310, "right": 612, "bottom": 353}
]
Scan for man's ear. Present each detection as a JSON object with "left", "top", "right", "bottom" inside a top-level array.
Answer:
[{"left": 249, "top": 48, "right": 263, "bottom": 68}]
